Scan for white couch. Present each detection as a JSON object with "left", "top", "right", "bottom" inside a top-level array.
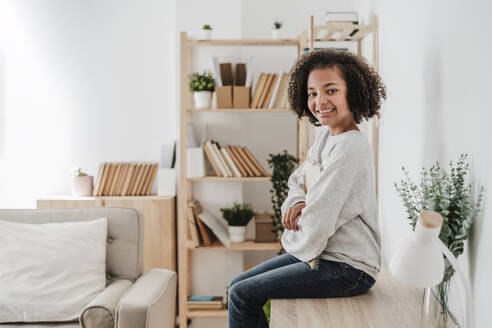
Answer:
[{"left": 0, "top": 207, "right": 176, "bottom": 328}]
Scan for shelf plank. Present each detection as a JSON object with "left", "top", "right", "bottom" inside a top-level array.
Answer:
[
  {"left": 188, "top": 108, "right": 292, "bottom": 113},
  {"left": 190, "top": 39, "right": 298, "bottom": 46},
  {"left": 187, "top": 309, "right": 228, "bottom": 318},
  {"left": 186, "top": 240, "right": 281, "bottom": 250},
  {"left": 188, "top": 176, "right": 270, "bottom": 182}
]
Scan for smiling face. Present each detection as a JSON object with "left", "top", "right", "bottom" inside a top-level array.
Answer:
[{"left": 307, "top": 66, "right": 358, "bottom": 135}]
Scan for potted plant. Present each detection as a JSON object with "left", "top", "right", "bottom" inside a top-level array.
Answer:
[
  {"left": 267, "top": 150, "right": 299, "bottom": 240},
  {"left": 395, "top": 154, "right": 484, "bottom": 326},
  {"left": 70, "top": 167, "right": 93, "bottom": 197},
  {"left": 201, "top": 24, "right": 212, "bottom": 40},
  {"left": 188, "top": 71, "right": 216, "bottom": 109},
  {"left": 220, "top": 203, "right": 256, "bottom": 243},
  {"left": 271, "top": 21, "right": 283, "bottom": 39}
]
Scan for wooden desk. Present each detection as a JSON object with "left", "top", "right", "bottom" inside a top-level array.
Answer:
[
  {"left": 37, "top": 195, "right": 176, "bottom": 273},
  {"left": 271, "top": 268, "right": 454, "bottom": 327}
]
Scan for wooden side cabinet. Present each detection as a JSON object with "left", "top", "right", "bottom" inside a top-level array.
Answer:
[{"left": 37, "top": 195, "right": 176, "bottom": 273}]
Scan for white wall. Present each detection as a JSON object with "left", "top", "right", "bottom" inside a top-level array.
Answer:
[
  {"left": 373, "top": 0, "right": 492, "bottom": 326},
  {"left": 0, "top": 0, "right": 175, "bottom": 208}
]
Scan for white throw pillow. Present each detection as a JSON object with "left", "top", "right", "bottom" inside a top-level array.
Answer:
[{"left": 0, "top": 218, "right": 108, "bottom": 322}]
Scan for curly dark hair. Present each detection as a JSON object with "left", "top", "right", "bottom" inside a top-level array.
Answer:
[{"left": 288, "top": 49, "right": 386, "bottom": 126}]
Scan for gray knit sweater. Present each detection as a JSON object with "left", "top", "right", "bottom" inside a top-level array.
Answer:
[{"left": 280, "top": 127, "right": 381, "bottom": 279}]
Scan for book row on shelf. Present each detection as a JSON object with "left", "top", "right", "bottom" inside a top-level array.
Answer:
[
  {"left": 93, "top": 162, "right": 159, "bottom": 196},
  {"left": 211, "top": 57, "right": 290, "bottom": 110},
  {"left": 187, "top": 200, "right": 220, "bottom": 247},
  {"left": 202, "top": 140, "right": 269, "bottom": 178},
  {"left": 187, "top": 296, "right": 225, "bottom": 310},
  {"left": 250, "top": 72, "right": 290, "bottom": 109}
]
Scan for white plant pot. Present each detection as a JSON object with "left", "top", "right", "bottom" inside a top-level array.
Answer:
[
  {"left": 272, "top": 29, "right": 281, "bottom": 40},
  {"left": 194, "top": 91, "right": 212, "bottom": 109},
  {"left": 72, "top": 175, "right": 93, "bottom": 197},
  {"left": 228, "top": 226, "right": 246, "bottom": 243},
  {"left": 201, "top": 29, "right": 212, "bottom": 40}
]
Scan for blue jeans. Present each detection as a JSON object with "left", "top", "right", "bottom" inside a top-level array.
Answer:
[{"left": 228, "top": 253, "right": 375, "bottom": 328}]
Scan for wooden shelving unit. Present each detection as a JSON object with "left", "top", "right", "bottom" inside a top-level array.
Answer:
[
  {"left": 178, "top": 15, "right": 379, "bottom": 326},
  {"left": 178, "top": 32, "right": 301, "bottom": 328}
]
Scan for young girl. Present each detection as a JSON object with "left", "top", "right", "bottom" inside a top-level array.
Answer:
[{"left": 228, "top": 49, "right": 386, "bottom": 328}]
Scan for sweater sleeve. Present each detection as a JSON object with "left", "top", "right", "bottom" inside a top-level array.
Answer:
[
  {"left": 280, "top": 161, "right": 306, "bottom": 218},
  {"left": 281, "top": 142, "right": 362, "bottom": 262}
]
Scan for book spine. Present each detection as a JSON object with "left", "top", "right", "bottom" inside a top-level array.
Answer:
[
  {"left": 268, "top": 71, "right": 283, "bottom": 109},
  {"left": 144, "top": 163, "right": 159, "bottom": 195},
  {"left": 92, "top": 163, "right": 105, "bottom": 197},
  {"left": 221, "top": 148, "right": 242, "bottom": 177},
  {"left": 203, "top": 142, "right": 222, "bottom": 176},
  {"left": 261, "top": 73, "right": 278, "bottom": 108},
  {"left": 187, "top": 205, "right": 200, "bottom": 247},
  {"left": 108, "top": 163, "right": 122, "bottom": 196},
  {"left": 230, "top": 146, "right": 254, "bottom": 176},
  {"left": 212, "top": 141, "right": 233, "bottom": 177},
  {"left": 206, "top": 141, "right": 228, "bottom": 177},
  {"left": 225, "top": 146, "right": 247, "bottom": 177},
  {"left": 243, "top": 147, "right": 269, "bottom": 176},
  {"left": 235, "top": 146, "right": 261, "bottom": 176}
]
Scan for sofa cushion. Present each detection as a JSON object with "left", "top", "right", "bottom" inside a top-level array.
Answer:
[{"left": 0, "top": 218, "right": 108, "bottom": 323}]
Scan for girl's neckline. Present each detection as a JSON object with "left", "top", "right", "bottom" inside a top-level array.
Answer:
[{"left": 328, "top": 129, "right": 361, "bottom": 138}]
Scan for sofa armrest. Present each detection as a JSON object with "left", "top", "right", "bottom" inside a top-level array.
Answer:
[
  {"left": 80, "top": 279, "right": 133, "bottom": 328},
  {"left": 116, "top": 269, "right": 177, "bottom": 328}
]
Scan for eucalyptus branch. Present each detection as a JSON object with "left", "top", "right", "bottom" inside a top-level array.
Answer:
[{"left": 394, "top": 153, "right": 485, "bottom": 322}]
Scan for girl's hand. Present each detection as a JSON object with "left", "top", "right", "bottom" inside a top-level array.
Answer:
[{"left": 282, "top": 202, "right": 305, "bottom": 231}]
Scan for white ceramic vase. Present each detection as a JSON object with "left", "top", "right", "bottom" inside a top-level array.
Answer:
[
  {"left": 272, "top": 29, "right": 281, "bottom": 39},
  {"left": 228, "top": 226, "right": 246, "bottom": 243},
  {"left": 201, "top": 29, "right": 212, "bottom": 40},
  {"left": 72, "top": 175, "right": 93, "bottom": 197},
  {"left": 193, "top": 91, "right": 212, "bottom": 109}
]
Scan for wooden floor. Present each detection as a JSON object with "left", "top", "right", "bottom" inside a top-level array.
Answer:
[{"left": 271, "top": 268, "right": 455, "bottom": 328}]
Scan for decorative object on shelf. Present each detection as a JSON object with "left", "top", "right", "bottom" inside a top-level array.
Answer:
[
  {"left": 70, "top": 167, "right": 93, "bottom": 197},
  {"left": 158, "top": 142, "right": 177, "bottom": 196},
  {"left": 187, "top": 147, "right": 205, "bottom": 178},
  {"left": 255, "top": 211, "right": 278, "bottom": 242},
  {"left": 394, "top": 154, "right": 484, "bottom": 326},
  {"left": 271, "top": 21, "right": 283, "bottom": 39},
  {"left": 220, "top": 203, "right": 256, "bottom": 243},
  {"left": 267, "top": 151, "right": 299, "bottom": 238},
  {"left": 324, "top": 11, "right": 358, "bottom": 24},
  {"left": 188, "top": 71, "right": 216, "bottom": 109},
  {"left": 389, "top": 210, "right": 472, "bottom": 328},
  {"left": 201, "top": 24, "right": 212, "bottom": 40}
]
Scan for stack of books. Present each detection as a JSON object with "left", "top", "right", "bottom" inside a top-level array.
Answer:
[
  {"left": 187, "top": 200, "right": 225, "bottom": 247},
  {"left": 92, "top": 162, "right": 159, "bottom": 196},
  {"left": 250, "top": 72, "right": 290, "bottom": 109},
  {"left": 187, "top": 296, "right": 224, "bottom": 310},
  {"left": 202, "top": 141, "right": 269, "bottom": 178}
]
